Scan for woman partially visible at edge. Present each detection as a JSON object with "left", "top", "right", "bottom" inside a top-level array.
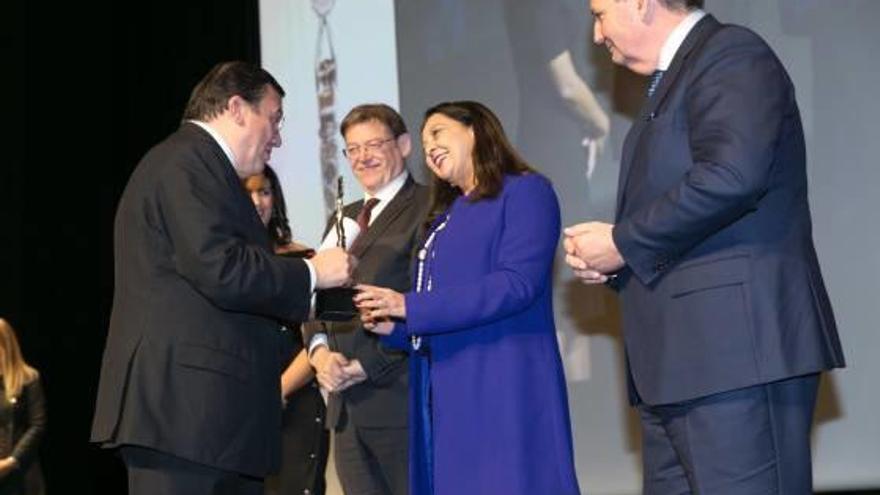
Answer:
[
  {"left": 243, "top": 165, "right": 327, "bottom": 495},
  {"left": 0, "top": 318, "right": 46, "bottom": 495},
  {"left": 355, "top": 101, "right": 580, "bottom": 494}
]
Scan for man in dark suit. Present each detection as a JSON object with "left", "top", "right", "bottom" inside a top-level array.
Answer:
[
  {"left": 563, "top": 1, "right": 845, "bottom": 493},
  {"left": 307, "top": 104, "right": 429, "bottom": 495},
  {"left": 90, "top": 61, "right": 353, "bottom": 495}
]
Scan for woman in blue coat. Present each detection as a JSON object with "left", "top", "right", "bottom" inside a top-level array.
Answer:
[{"left": 355, "top": 101, "right": 580, "bottom": 495}]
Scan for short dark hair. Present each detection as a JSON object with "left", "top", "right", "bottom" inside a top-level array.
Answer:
[
  {"left": 182, "top": 61, "right": 285, "bottom": 122},
  {"left": 658, "top": 0, "right": 703, "bottom": 11},
  {"left": 421, "top": 101, "right": 535, "bottom": 226},
  {"left": 260, "top": 164, "right": 293, "bottom": 247},
  {"left": 340, "top": 103, "right": 408, "bottom": 139}
]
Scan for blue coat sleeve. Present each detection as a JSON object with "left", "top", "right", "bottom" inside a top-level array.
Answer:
[
  {"left": 379, "top": 322, "right": 411, "bottom": 351},
  {"left": 404, "top": 175, "right": 560, "bottom": 335}
]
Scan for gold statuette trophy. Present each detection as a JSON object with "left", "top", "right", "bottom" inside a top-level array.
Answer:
[{"left": 314, "top": 176, "right": 359, "bottom": 321}]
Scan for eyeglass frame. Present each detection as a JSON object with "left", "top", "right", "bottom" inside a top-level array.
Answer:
[
  {"left": 270, "top": 113, "right": 285, "bottom": 132},
  {"left": 342, "top": 136, "right": 396, "bottom": 159},
  {"left": 248, "top": 101, "right": 285, "bottom": 133}
]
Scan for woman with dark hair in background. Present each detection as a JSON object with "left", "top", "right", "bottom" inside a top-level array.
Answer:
[
  {"left": 242, "top": 165, "right": 326, "bottom": 495},
  {"left": 355, "top": 101, "right": 580, "bottom": 494},
  {"left": 244, "top": 164, "right": 315, "bottom": 257},
  {"left": 0, "top": 318, "right": 46, "bottom": 495}
]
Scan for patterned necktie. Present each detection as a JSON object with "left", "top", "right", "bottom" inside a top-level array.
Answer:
[
  {"left": 356, "top": 198, "right": 380, "bottom": 231},
  {"left": 351, "top": 197, "right": 380, "bottom": 251},
  {"left": 647, "top": 69, "right": 665, "bottom": 97}
]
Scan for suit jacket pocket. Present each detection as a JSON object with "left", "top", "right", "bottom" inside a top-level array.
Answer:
[
  {"left": 663, "top": 254, "right": 758, "bottom": 380},
  {"left": 176, "top": 343, "right": 251, "bottom": 382},
  {"left": 669, "top": 255, "right": 750, "bottom": 298}
]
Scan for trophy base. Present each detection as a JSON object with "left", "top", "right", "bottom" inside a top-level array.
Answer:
[
  {"left": 278, "top": 248, "right": 316, "bottom": 259},
  {"left": 315, "top": 287, "right": 359, "bottom": 322}
]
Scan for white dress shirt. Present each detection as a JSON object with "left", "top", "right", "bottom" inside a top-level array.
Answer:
[
  {"left": 657, "top": 10, "right": 707, "bottom": 71},
  {"left": 363, "top": 170, "right": 409, "bottom": 226}
]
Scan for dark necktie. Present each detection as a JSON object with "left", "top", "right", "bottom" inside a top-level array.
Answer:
[
  {"left": 351, "top": 197, "right": 380, "bottom": 251},
  {"left": 647, "top": 69, "right": 665, "bottom": 98}
]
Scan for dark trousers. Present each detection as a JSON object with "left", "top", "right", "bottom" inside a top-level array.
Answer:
[
  {"left": 638, "top": 373, "right": 820, "bottom": 495},
  {"left": 121, "top": 445, "right": 263, "bottom": 495},
  {"left": 333, "top": 419, "right": 408, "bottom": 495}
]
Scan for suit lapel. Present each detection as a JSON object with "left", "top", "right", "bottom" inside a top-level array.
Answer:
[
  {"left": 183, "top": 123, "right": 242, "bottom": 193},
  {"left": 642, "top": 15, "right": 721, "bottom": 120},
  {"left": 615, "top": 15, "right": 722, "bottom": 218},
  {"left": 182, "top": 123, "right": 269, "bottom": 247},
  {"left": 350, "top": 177, "right": 416, "bottom": 258}
]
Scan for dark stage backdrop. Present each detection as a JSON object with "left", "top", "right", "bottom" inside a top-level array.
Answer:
[{"left": 9, "top": 1, "right": 261, "bottom": 493}]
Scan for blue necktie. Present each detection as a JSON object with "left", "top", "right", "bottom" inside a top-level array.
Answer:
[{"left": 647, "top": 69, "right": 665, "bottom": 97}]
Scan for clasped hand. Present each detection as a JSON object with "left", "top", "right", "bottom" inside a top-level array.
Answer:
[
  {"left": 310, "top": 347, "right": 366, "bottom": 393},
  {"left": 563, "top": 221, "right": 625, "bottom": 284}
]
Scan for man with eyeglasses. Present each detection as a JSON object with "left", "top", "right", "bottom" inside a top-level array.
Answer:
[
  {"left": 90, "top": 61, "right": 354, "bottom": 495},
  {"left": 307, "top": 103, "right": 430, "bottom": 495}
]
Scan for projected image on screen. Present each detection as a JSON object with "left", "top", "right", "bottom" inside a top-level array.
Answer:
[
  {"left": 261, "top": 0, "right": 880, "bottom": 492},
  {"left": 393, "top": 0, "right": 880, "bottom": 493}
]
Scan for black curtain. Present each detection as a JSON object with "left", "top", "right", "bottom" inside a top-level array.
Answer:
[{"left": 9, "top": 1, "right": 261, "bottom": 492}]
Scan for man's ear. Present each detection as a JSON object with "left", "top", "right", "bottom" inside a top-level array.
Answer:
[
  {"left": 396, "top": 133, "right": 412, "bottom": 158},
  {"left": 640, "top": 0, "right": 657, "bottom": 23},
  {"left": 227, "top": 95, "right": 247, "bottom": 126}
]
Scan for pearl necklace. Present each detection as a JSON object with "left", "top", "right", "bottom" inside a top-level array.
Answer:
[{"left": 411, "top": 213, "right": 451, "bottom": 351}]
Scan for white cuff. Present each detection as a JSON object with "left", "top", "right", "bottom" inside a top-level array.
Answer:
[
  {"left": 308, "top": 332, "right": 329, "bottom": 357},
  {"left": 303, "top": 259, "right": 317, "bottom": 291}
]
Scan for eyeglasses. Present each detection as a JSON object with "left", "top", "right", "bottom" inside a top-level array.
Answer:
[
  {"left": 250, "top": 100, "right": 285, "bottom": 132},
  {"left": 343, "top": 137, "right": 395, "bottom": 159},
  {"left": 271, "top": 114, "right": 285, "bottom": 132}
]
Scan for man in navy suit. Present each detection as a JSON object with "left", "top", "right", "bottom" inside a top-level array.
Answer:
[
  {"left": 91, "top": 61, "right": 353, "bottom": 495},
  {"left": 564, "top": 1, "right": 845, "bottom": 493}
]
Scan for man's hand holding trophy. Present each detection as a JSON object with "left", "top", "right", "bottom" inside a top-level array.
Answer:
[{"left": 314, "top": 176, "right": 362, "bottom": 320}]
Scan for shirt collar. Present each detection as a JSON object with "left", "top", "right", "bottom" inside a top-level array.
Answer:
[
  {"left": 189, "top": 120, "right": 237, "bottom": 169},
  {"left": 366, "top": 170, "right": 409, "bottom": 204},
  {"left": 657, "top": 10, "right": 706, "bottom": 70},
  {"left": 361, "top": 170, "right": 409, "bottom": 226}
]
